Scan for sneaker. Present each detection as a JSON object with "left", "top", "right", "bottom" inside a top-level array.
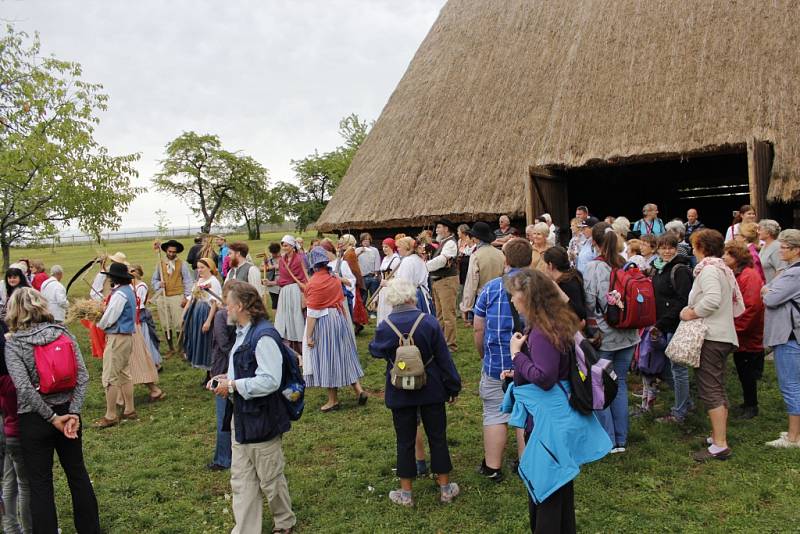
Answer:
[
  {"left": 388, "top": 489, "right": 413, "bottom": 507},
  {"left": 655, "top": 414, "right": 684, "bottom": 424},
  {"left": 477, "top": 460, "right": 504, "bottom": 483},
  {"left": 766, "top": 435, "right": 800, "bottom": 449},
  {"left": 610, "top": 446, "right": 626, "bottom": 454},
  {"left": 692, "top": 447, "right": 732, "bottom": 462},
  {"left": 440, "top": 482, "right": 460, "bottom": 504}
]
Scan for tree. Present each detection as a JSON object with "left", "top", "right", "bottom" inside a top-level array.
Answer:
[
  {"left": 152, "top": 132, "right": 234, "bottom": 234},
  {"left": 0, "top": 26, "right": 140, "bottom": 268},
  {"left": 220, "top": 153, "right": 284, "bottom": 240},
  {"left": 154, "top": 209, "right": 170, "bottom": 236},
  {"left": 285, "top": 114, "right": 370, "bottom": 231}
]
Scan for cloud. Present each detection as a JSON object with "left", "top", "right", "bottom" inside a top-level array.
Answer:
[{"left": 3, "top": 0, "right": 445, "bottom": 229}]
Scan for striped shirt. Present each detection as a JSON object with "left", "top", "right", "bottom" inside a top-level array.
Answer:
[{"left": 473, "top": 268, "right": 521, "bottom": 379}]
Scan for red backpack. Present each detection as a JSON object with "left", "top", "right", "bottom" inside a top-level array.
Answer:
[
  {"left": 604, "top": 264, "right": 657, "bottom": 329},
  {"left": 34, "top": 334, "right": 77, "bottom": 394}
]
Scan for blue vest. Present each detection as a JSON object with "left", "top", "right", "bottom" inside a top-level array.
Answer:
[
  {"left": 227, "top": 318, "right": 291, "bottom": 444},
  {"left": 105, "top": 285, "right": 136, "bottom": 335}
]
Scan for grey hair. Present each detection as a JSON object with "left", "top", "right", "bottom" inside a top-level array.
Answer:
[
  {"left": 50, "top": 264, "right": 64, "bottom": 275},
  {"left": 758, "top": 219, "right": 781, "bottom": 238},
  {"left": 457, "top": 223, "right": 470, "bottom": 235},
  {"left": 665, "top": 219, "right": 686, "bottom": 238},
  {"left": 778, "top": 229, "right": 800, "bottom": 249},
  {"left": 642, "top": 203, "right": 658, "bottom": 213},
  {"left": 384, "top": 278, "right": 418, "bottom": 307},
  {"left": 611, "top": 216, "right": 630, "bottom": 236},
  {"left": 530, "top": 221, "right": 550, "bottom": 238}
]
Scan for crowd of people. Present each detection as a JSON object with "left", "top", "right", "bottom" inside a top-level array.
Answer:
[{"left": 0, "top": 202, "right": 798, "bottom": 532}]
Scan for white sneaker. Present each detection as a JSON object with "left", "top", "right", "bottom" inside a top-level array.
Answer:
[
  {"left": 766, "top": 435, "right": 800, "bottom": 448},
  {"left": 389, "top": 489, "right": 414, "bottom": 506},
  {"left": 440, "top": 482, "right": 460, "bottom": 504},
  {"left": 610, "top": 446, "right": 626, "bottom": 454}
]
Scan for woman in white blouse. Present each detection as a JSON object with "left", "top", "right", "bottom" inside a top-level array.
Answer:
[
  {"left": 182, "top": 258, "right": 222, "bottom": 373},
  {"left": 390, "top": 237, "right": 435, "bottom": 316}
]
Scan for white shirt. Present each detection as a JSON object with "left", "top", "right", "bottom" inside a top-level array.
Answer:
[
  {"left": 355, "top": 246, "right": 381, "bottom": 275},
  {"left": 330, "top": 259, "right": 356, "bottom": 294},
  {"left": 395, "top": 254, "right": 430, "bottom": 290},
  {"left": 189, "top": 276, "right": 223, "bottom": 304},
  {"left": 40, "top": 277, "right": 68, "bottom": 322},
  {"left": 97, "top": 289, "right": 128, "bottom": 330},
  {"left": 426, "top": 237, "right": 458, "bottom": 272},
  {"left": 90, "top": 273, "right": 106, "bottom": 301},
  {"left": 226, "top": 322, "right": 283, "bottom": 400},
  {"left": 380, "top": 253, "right": 400, "bottom": 273},
  {"left": 226, "top": 261, "right": 264, "bottom": 296},
  {"left": 134, "top": 282, "right": 149, "bottom": 309}
]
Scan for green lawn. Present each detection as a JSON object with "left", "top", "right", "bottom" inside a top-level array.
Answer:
[{"left": 10, "top": 238, "right": 800, "bottom": 533}]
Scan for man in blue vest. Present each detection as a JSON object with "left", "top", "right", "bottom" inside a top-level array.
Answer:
[
  {"left": 94, "top": 262, "right": 138, "bottom": 428},
  {"left": 209, "top": 280, "right": 296, "bottom": 534}
]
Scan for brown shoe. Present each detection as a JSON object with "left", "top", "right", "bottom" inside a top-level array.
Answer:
[
  {"left": 92, "top": 416, "right": 119, "bottom": 429},
  {"left": 692, "top": 447, "right": 731, "bottom": 462},
  {"left": 121, "top": 411, "right": 138, "bottom": 421},
  {"left": 148, "top": 391, "right": 166, "bottom": 403}
]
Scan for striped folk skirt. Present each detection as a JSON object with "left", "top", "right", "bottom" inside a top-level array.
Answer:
[
  {"left": 275, "top": 283, "right": 305, "bottom": 343},
  {"left": 130, "top": 322, "right": 159, "bottom": 385},
  {"left": 183, "top": 299, "right": 212, "bottom": 370},
  {"left": 302, "top": 308, "right": 364, "bottom": 388}
]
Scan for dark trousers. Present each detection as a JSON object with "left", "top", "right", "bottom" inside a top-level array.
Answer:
[
  {"left": 734, "top": 351, "right": 765, "bottom": 407},
  {"left": 19, "top": 406, "right": 100, "bottom": 534},
  {"left": 391, "top": 403, "right": 452, "bottom": 479},
  {"left": 528, "top": 480, "right": 576, "bottom": 534},
  {"left": 361, "top": 274, "right": 379, "bottom": 307}
]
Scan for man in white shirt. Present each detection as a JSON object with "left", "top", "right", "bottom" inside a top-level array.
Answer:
[
  {"left": 226, "top": 242, "right": 264, "bottom": 297},
  {"left": 40, "top": 265, "right": 69, "bottom": 323},
  {"left": 209, "top": 281, "right": 296, "bottom": 534},
  {"left": 355, "top": 232, "right": 381, "bottom": 311},
  {"left": 427, "top": 219, "right": 460, "bottom": 351}
]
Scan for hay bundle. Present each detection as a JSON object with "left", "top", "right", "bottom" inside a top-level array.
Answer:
[{"left": 67, "top": 299, "right": 105, "bottom": 324}]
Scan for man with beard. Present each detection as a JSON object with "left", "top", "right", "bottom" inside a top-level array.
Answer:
[
  {"left": 427, "top": 219, "right": 459, "bottom": 352},
  {"left": 226, "top": 242, "right": 264, "bottom": 297},
  {"left": 152, "top": 240, "right": 192, "bottom": 351}
]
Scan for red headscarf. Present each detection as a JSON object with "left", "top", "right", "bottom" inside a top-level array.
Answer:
[{"left": 382, "top": 238, "right": 397, "bottom": 252}]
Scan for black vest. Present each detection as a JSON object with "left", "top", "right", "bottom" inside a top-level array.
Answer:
[
  {"left": 429, "top": 235, "right": 458, "bottom": 279},
  {"left": 223, "top": 318, "right": 291, "bottom": 444}
]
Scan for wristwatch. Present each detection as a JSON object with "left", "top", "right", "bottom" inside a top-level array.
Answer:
[{"left": 228, "top": 380, "right": 235, "bottom": 395}]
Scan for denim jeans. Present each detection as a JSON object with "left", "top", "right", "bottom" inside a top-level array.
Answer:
[
  {"left": 213, "top": 395, "right": 232, "bottom": 468},
  {"left": 362, "top": 274, "right": 379, "bottom": 308},
  {"left": 3, "top": 437, "right": 32, "bottom": 534},
  {"left": 774, "top": 340, "right": 800, "bottom": 416},
  {"left": 596, "top": 346, "right": 635, "bottom": 447}
]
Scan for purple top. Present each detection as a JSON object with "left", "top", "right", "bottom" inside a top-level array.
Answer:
[{"left": 513, "top": 328, "right": 570, "bottom": 390}]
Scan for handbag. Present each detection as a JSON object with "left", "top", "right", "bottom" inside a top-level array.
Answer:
[{"left": 665, "top": 319, "right": 707, "bottom": 368}]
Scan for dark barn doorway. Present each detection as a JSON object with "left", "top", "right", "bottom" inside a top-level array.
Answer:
[{"left": 564, "top": 147, "right": 749, "bottom": 233}]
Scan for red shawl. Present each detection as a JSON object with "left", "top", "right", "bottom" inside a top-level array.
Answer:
[{"left": 305, "top": 270, "right": 344, "bottom": 311}]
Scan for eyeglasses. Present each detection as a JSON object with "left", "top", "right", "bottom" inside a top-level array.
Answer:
[{"left": 779, "top": 245, "right": 797, "bottom": 250}]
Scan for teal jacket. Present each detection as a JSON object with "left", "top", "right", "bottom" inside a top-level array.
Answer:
[{"left": 502, "top": 382, "right": 611, "bottom": 503}]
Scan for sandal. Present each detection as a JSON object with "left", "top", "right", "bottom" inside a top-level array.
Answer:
[
  {"left": 92, "top": 416, "right": 119, "bottom": 429},
  {"left": 148, "top": 391, "right": 167, "bottom": 403},
  {"left": 358, "top": 392, "right": 369, "bottom": 406},
  {"left": 121, "top": 411, "right": 138, "bottom": 421},
  {"left": 320, "top": 403, "right": 340, "bottom": 413}
]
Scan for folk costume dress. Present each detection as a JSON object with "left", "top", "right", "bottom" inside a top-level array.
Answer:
[
  {"left": 342, "top": 246, "right": 369, "bottom": 328},
  {"left": 302, "top": 269, "right": 364, "bottom": 389},
  {"left": 376, "top": 253, "right": 401, "bottom": 325},
  {"left": 394, "top": 253, "right": 435, "bottom": 316},
  {"left": 182, "top": 275, "right": 222, "bottom": 370},
  {"left": 129, "top": 291, "right": 160, "bottom": 386},
  {"left": 135, "top": 281, "right": 162, "bottom": 367},
  {"left": 275, "top": 252, "right": 308, "bottom": 346}
]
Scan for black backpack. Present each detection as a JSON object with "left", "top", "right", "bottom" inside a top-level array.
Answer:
[
  {"left": 560, "top": 335, "right": 619, "bottom": 415},
  {"left": 280, "top": 346, "right": 305, "bottom": 421}
]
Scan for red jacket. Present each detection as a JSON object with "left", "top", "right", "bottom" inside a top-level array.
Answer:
[
  {"left": 0, "top": 375, "right": 20, "bottom": 438},
  {"left": 31, "top": 272, "right": 49, "bottom": 291},
  {"left": 734, "top": 267, "right": 764, "bottom": 352}
]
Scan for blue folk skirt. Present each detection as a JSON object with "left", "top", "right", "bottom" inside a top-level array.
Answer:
[
  {"left": 183, "top": 299, "right": 212, "bottom": 370},
  {"left": 303, "top": 308, "right": 364, "bottom": 388}
]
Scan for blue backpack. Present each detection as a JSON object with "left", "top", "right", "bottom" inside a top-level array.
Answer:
[{"left": 280, "top": 346, "right": 305, "bottom": 421}]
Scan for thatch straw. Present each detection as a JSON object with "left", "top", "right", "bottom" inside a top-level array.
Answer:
[
  {"left": 316, "top": 0, "right": 800, "bottom": 232},
  {"left": 66, "top": 299, "right": 104, "bottom": 324}
]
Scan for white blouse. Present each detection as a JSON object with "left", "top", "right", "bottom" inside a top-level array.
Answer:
[
  {"left": 135, "top": 282, "right": 149, "bottom": 309},
  {"left": 189, "top": 276, "right": 222, "bottom": 304},
  {"left": 380, "top": 253, "right": 400, "bottom": 272},
  {"left": 394, "top": 254, "right": 429, "bottom": 291}
]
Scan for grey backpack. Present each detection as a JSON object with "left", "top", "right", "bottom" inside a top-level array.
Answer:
[{"left": 385, "top": 314, "right": 429, "bottom": 390}]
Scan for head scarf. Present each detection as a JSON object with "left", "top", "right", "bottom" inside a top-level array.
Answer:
[
  {"left": 382, "top": 238, "right": 397, "bottom": 252},
  {"left": 197, "top": 257, "right": 219, "bottom": 277},
  {"left": 281, "top": 235, "right": 298, "bottom": 250},
  {"left": 308, "top": 246, "right": 330, "bottom": 268}
]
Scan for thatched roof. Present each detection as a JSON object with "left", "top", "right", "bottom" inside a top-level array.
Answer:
[{"left": 315, "top": 0, "right": 800, "bottom": 232}]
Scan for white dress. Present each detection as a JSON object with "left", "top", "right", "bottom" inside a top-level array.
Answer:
[{"left": 377, "top": 254, "right": 401, "bottom": 325}]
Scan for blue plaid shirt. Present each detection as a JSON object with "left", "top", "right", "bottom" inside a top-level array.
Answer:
[{"left": 473, "top": 269, "right": 521, "bottom": 379}]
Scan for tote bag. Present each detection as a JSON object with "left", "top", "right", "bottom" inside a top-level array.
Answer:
[{"left": 665, "top": 319, "right": 707, "bottom": 368}]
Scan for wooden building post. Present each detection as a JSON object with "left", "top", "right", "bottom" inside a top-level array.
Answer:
[{"left": 747, "top": 139, "right": 773, "bottom": 219}]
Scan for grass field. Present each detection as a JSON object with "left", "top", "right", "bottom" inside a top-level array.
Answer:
[{"left": 9, "top": 237, "right": 800, "bottom": 533}]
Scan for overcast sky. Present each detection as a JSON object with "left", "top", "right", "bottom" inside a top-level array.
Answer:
[{"left": 2, "top": 0, "right": 446, "bottom": 231}]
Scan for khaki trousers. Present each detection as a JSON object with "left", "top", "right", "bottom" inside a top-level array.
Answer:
[
  {"left": 231, "top": 430, "right": 296, "bottom": 534},
  {"left": 101, "top": 333, "right": 133, "bottom": 387},
  {"left": 432, "top": 275, "right": 459, "bottom": 351},
  {"left": 156, "top": 294, "right": 184, "bottom": 334}
]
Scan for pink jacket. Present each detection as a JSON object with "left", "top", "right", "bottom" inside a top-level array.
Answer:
[{"left": 0, "top": 375, "right": 20, "bottom": 438}]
